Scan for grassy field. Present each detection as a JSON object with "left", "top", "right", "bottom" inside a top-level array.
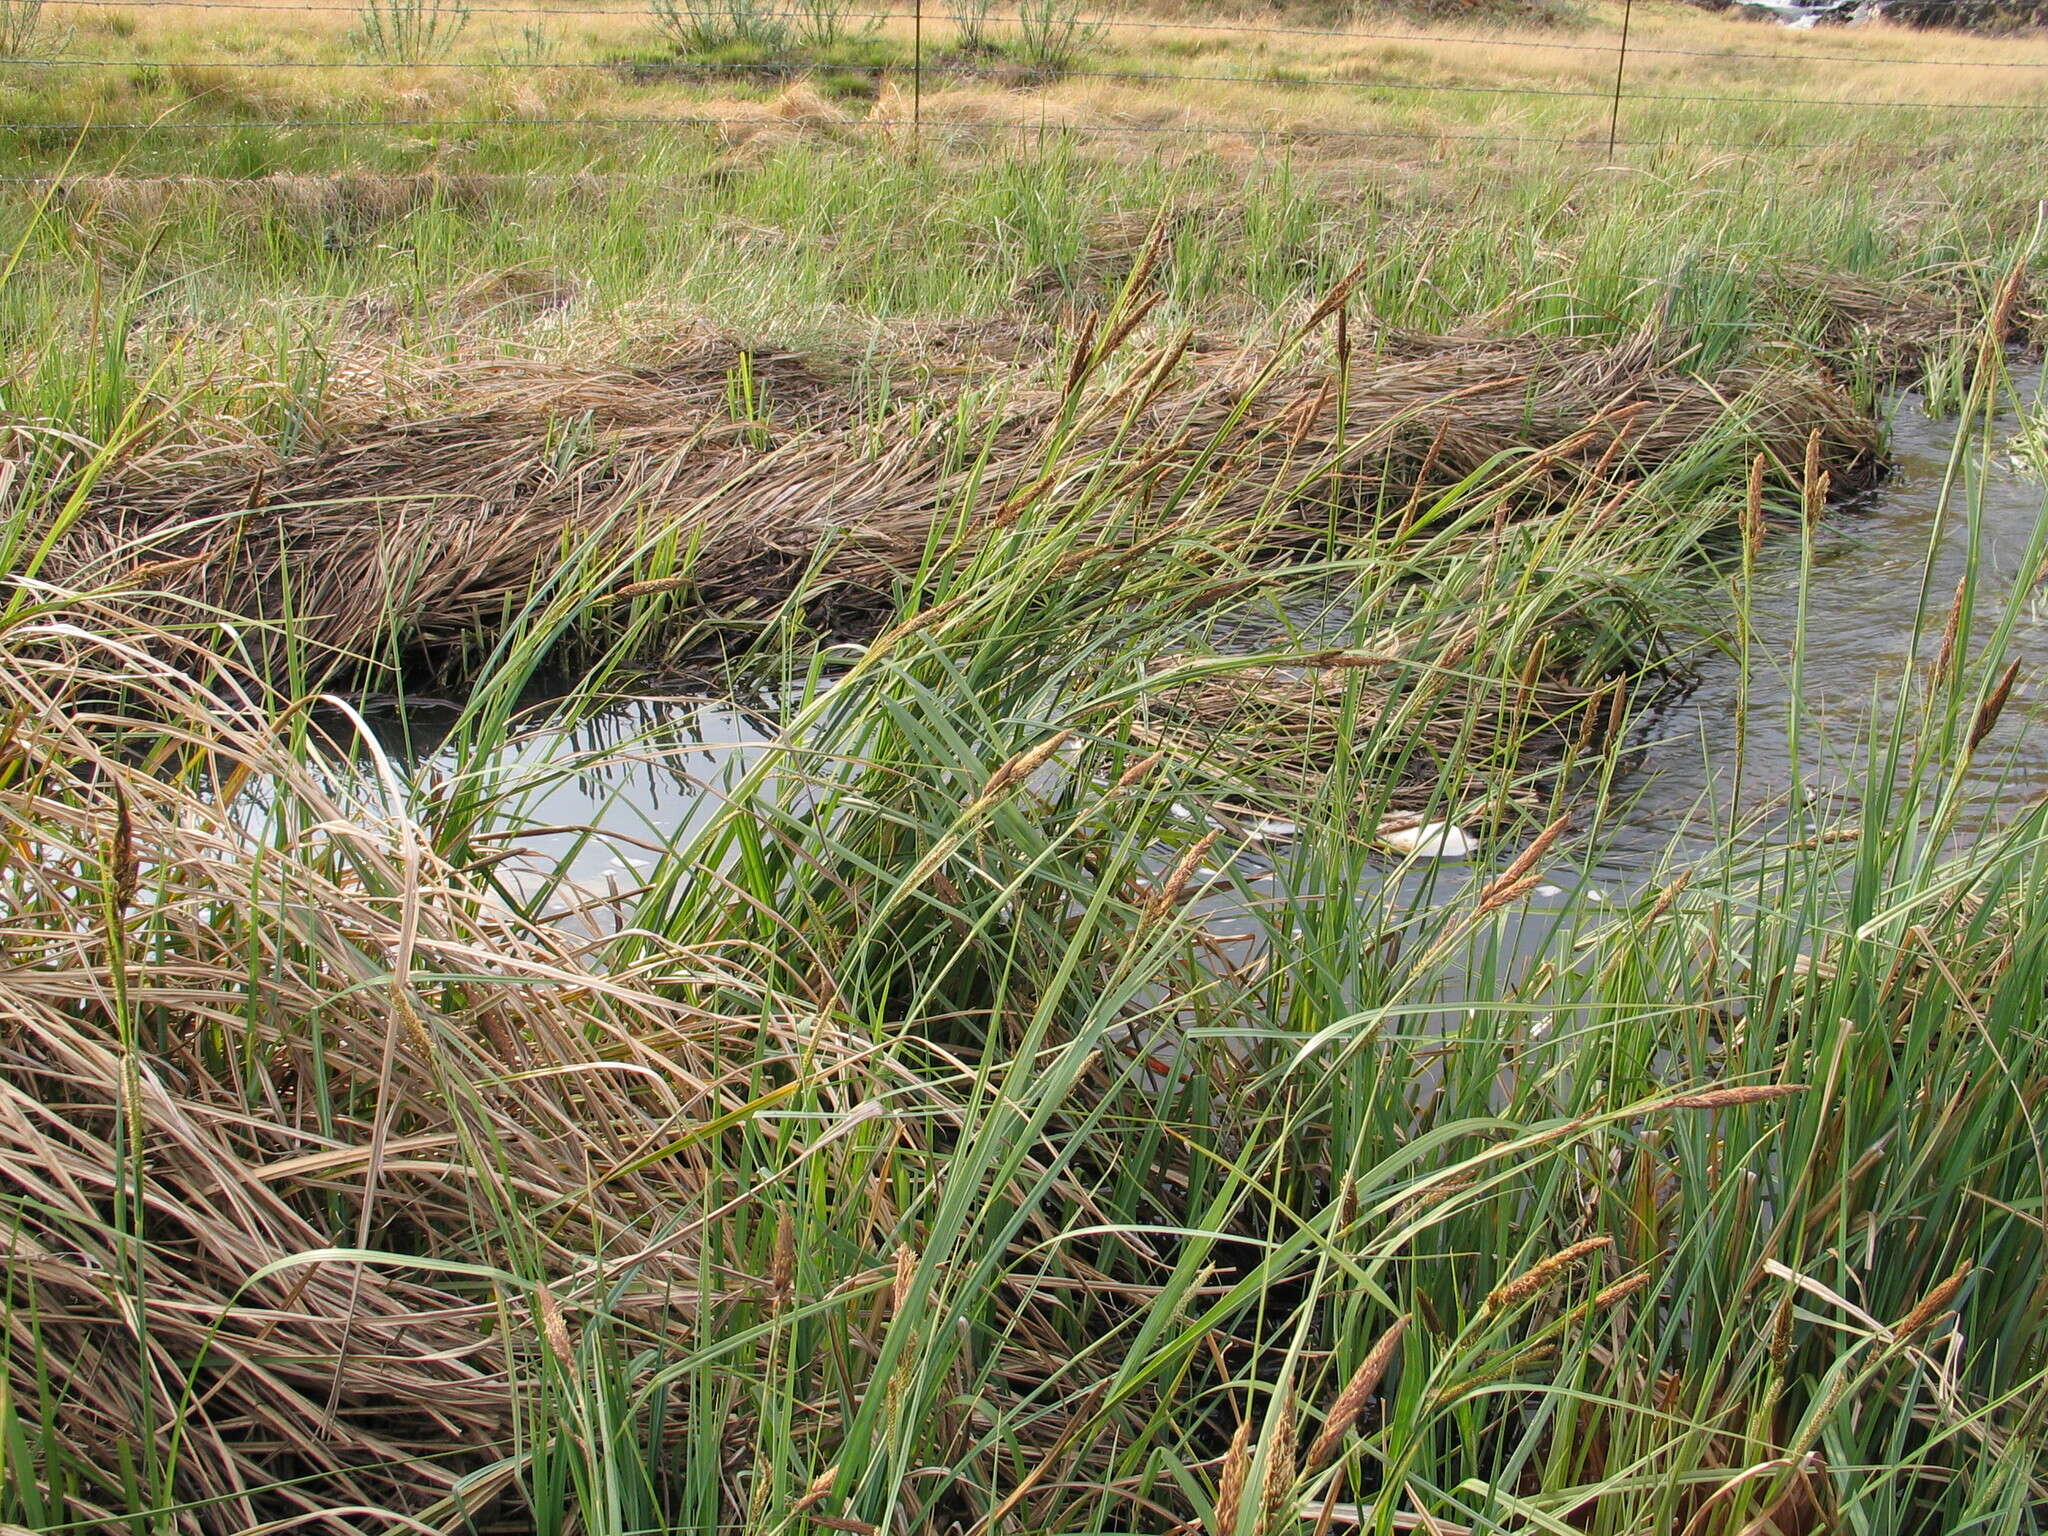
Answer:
[{"left": 4, "top": 1, "right": 2048, "bottom": 1532}]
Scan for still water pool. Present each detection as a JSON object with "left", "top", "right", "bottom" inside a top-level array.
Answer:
[{"left": 356, "top": 374, "right": 2048, "bottom": 955}]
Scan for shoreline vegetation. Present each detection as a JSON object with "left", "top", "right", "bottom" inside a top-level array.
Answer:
[
  {"left": 71, "top": 326, "right": 1890, "bottom": 673},
  {"left": 5, "top": 1, "right": 2048, "bottom": 1531}
]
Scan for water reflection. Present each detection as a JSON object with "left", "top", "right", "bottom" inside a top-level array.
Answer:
[
  {"left": 357, "top": 689, "right": 782, "bottom": 893},
  {"left": 1612, "top": 370, "right": 2048, "bottom": 866},
  {"left": 347, "top": 374, "right": 2048, "bottom": 973}
]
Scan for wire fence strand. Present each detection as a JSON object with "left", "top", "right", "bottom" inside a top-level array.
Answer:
[
  {"left": 0, "top": 115, "right": 2024, "bottom": 159},
  {"left": 5, "top": 62, "right": 2044, "bottom": 113}
]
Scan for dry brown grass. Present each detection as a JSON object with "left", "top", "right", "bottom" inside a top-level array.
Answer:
[
  {"left": 0, "top": 615, "right": 775, "bottom": 1528},
  {"left": 1131, "top": 631, "right": 1636, "bottom": 822},
  {"left": 0, "top": 605, "right": 1188, "bottom": 1534},
  {"left": 1767, "top": 261, "right": 1986, "bottom": 383},
  {"left": 57, "top": 330, "right": 1880, "bottom": 674}
]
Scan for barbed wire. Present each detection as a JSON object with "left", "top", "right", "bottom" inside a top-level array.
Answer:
[
  {"left": 0, "top": 113, "right": 1589, "bottom": 129},
  {"left": 24, "top": 0, "right": 2048, "bottom": 69},
  {"left": 0, "top": 124, "right": 1599, "bottom": 163},
  {"left": 5, "top": 59, "right": 1631, "bottom": 102},
  {"left": 4, "top": 59, "right": 2044, "bottom": 112},
  {"left": 0, "top": 112, "right": 2025, "bottom": 154}
]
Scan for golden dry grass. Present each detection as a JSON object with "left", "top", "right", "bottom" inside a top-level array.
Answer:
[
  {"left": 0, "top": 615, "right": 795, "bottom": 1528},
  {"left": 35, "top": 0, "right": 2048, "bottom": 157}
]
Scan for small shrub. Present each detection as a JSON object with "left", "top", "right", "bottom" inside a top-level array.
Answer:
[
  {"left": 787, "top": 0, "right": 877, "bottom": 49},
  {"left": 509, "top": 21, "right": 557, "bottom": 64},
  {"left": 651, "top": 0, "right": 792, "bottom": 53},
  {"left": 0, "top": 0, "right": 48, "bottom": 58},
  {"left": 1011, "top": 0, "right": 1100, "bottom": 73},
  {"left": 946, "top": 0, "right": 1000, "bottom": 53},
  {"left": 352, "top": 0, "right": 472, "bottom": 62}
]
